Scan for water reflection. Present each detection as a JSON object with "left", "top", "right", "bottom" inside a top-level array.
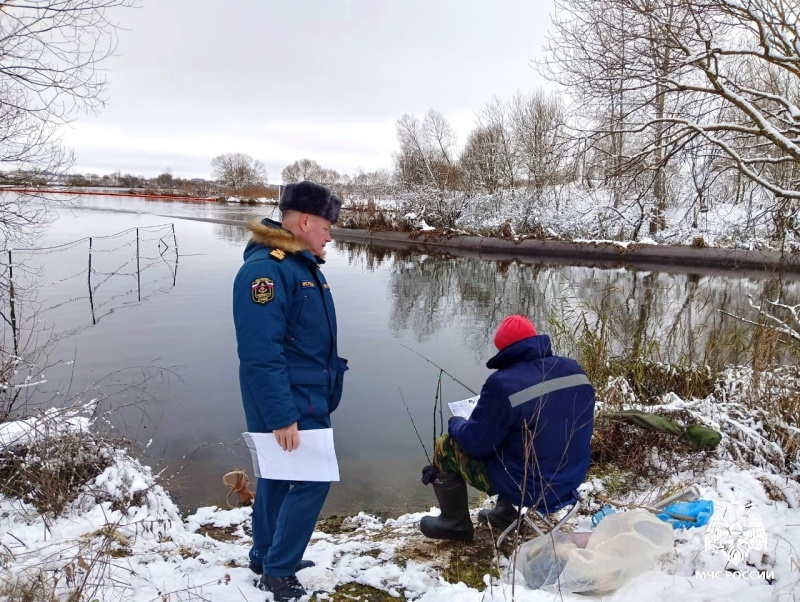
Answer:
[
  {"left": 213, "top": 222, "right": 252, "bottom": 244},
  {"left": 339, "top": 241, "right": 800, "bottom": 367}
]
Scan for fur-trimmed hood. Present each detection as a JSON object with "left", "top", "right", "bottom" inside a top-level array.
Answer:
[
  {"left": 245, "top": 217, "right": 327, "bottom": 262},
  {"left": 247, "top": 217, "right": 307, "bottom": 254}
]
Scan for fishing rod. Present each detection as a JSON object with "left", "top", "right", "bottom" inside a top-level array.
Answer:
[
  {"left": 398, "top": 388, "right": 431, "bottom": 464},
  {"left": 401, "top": 344, "right": 478, "bottom": 395}
]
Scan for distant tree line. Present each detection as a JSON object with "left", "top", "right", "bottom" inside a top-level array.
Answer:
[
  {"left": 21, "top": 153, "right": 395, "bottom": 204},
  {"left": 57, "top": 170, "right": 223, "bottom": 198}
]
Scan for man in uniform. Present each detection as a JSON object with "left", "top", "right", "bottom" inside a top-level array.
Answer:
[{"left": 233, "top": 180, "right": 348, "bottom": 601}]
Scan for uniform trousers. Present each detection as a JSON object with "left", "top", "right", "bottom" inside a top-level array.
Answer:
[{"left": 249, "top": 477, "right": 330, "bottom": 576}]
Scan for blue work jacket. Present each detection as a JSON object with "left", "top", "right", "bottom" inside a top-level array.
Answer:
[
  {"left": 233, "top": 218, "right": 348, "bottom": 432},
  {"left": 449, "top": 335, "right": 595, "bottom": 511}
]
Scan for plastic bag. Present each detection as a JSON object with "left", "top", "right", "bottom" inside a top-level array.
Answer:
[{"left": 515, "top": 509, "right": 674, "bottom": 595}]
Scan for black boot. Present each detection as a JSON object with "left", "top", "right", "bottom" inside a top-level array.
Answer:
[
  {"left": 477, "top": 498, "right": 520, "bottom": 531},
  {"left": 256, "top": 574, "right": 306, "bottom": 601},
  {"left": 420, "top": 472, "right": 474, "bottom": 541},
  {"left": 250, "top": 559, "right": 315, "bottom": 575}
]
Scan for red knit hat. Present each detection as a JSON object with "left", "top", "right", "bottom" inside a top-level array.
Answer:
[{"left": 494, "top": 315, "right": 537, "bottom": 350}]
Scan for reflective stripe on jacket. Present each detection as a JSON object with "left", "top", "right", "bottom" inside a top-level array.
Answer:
[{"left": 448, "top": 334, "right": 594, "bottom": 510}]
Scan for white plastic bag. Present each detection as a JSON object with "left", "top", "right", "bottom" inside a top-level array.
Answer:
[{"left": 514, "top": 509, "right": 674, "bottom": 595}]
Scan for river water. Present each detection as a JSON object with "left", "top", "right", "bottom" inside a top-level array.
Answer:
[{"left": 4, "top": 193, "right": 799, "bottom": 517}]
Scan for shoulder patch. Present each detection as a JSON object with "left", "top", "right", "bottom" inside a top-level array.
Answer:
[
  {"left": 269, "top": 249, "right": 286, "bottom": 261},
  {"left": 251, "top": 278, "right": 274, "bottom": 304},
  {"left": 301, "top": 281, "right": 315, "bottom": 288},
  {"left": 322, "top": 283, "right": 330, "bottom": 289}
]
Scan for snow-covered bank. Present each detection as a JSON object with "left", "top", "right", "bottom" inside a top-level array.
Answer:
[
  {"left": 1, "top": 451, "right": 798, "bottom": 601},
  {"left": 341, "top": 186, "right": 799, "bottom": 252},
  {"left": 332, "top": 190, "right": 800, "bottom": 273},
  {"left": 2, "top": 366, "right": 800, "bottom": 601},
  {"left": 330, "top": 228, "right": 800, "bottom": 275}
]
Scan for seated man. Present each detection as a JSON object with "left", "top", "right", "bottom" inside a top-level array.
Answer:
[{"left": 420, "top": 315, "right": 595, "bottom": 541}]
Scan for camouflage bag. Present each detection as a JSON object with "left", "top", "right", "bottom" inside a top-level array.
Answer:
[{"left": 608, "top": 409, "right": 721, "bottom": 450}]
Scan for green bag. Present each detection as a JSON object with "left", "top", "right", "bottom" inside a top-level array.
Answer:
[
  {"left": 684, "top": 424, "right": 722, "bottom": 450},
  {"left": 608, "top": 409, "right": 721, "bottom": 450}
]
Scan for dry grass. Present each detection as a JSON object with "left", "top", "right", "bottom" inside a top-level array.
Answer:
[
  {"left": 194, "top": 524, "right": 241, "bottom": 544},
  {"left": 0, "top": 430, "right": 113, "bottom": 516},
  {"left": 590, "top": 412, "right": 714, "bottom": 486},
  {"left": 608, "top": 361, "right": 717, "bottom": 403},
  {"left": 0, "top": 406, "right": 158, "bottom": 601},
  {"left": 340, "top": 201, "right": 406, "bottom": 231}
]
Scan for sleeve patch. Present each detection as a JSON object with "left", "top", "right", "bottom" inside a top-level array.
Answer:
[{"left": 251, "top": 278, "right": 274, "bottom": 303}]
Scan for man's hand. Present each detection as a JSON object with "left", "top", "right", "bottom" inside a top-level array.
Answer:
[{"left": 273, "top": 423, "right": 300, "bottom": 451}]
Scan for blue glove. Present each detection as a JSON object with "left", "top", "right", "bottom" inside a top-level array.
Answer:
[
  {"left": 591, "top": 504, "right": 617, "bottom": 526},
  {"left": 657, "top": 500, "right": 714, "bottom": 529}
]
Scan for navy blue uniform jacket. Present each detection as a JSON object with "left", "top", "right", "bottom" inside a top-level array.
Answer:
[
  {"left": 233, "top": 218, "right": 348, "bottom": 433},
  {"left": 449, "top": 335, "right": 594, "bottom": 511}
]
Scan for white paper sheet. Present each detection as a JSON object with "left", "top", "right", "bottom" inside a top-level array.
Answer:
[
  {"left": 242, "top": 428, "right": 340, "bottom": 482},
  {"left": 448, "top": 395, "right": 479, "bottom": 419}
]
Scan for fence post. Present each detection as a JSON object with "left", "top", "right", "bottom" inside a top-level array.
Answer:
[
  {"left": 88, "top": 237, "right": 96, "bottom": 325},
  {"left": 136, "top": 227, "right": 141, "bottom": 301},
  {"left": 8, "top": 250, "right": 18, "bottom": 357},
  {"left": 171, "top": 223, "right": 179, "bottom": 286}
]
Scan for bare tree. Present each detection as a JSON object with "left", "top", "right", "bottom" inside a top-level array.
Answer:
[
  {"left": 0, "top": 0, "right": 137, "bottom": 245},
  {"left": 210, "top": 153, "right": 267, "bottom": 191},
  {"left": 155, "top": 168, "right": 174, "bottom": 190},
  {"left": 394, "top": 109, "right": 461, "bottom": 191},
  {"left": 393, "top": 109, "right": 467, "bottom": 228},
  {"left": 281, "top": 158, "right": 340, "bottom": 186},
  {"left": 422, "top": 109, "right": 458, "bottom": 175},
  {"left": 475, "top": 97, "right": 518, "bottom": 192},
  {"left": 543, "top": 0, "right": 800, "bottom": 241},
  {"left": 345, "top": 168, "right": 395, "bottom": 201},
  {"left": 509, "top": 91, "right": 569, "bottom": 193},
  {"left": 540, "top": 0, "right": 637, "bottom": 206},
  {"left": 644, "top": 0, "right": 800, "bottom": 199},
  {"left": 541, "top": 0, "right": 691, "bottom": 233},
  {"left": 394, "top": 113, "right": 430, "bottom": 188},
  {"left": 460, "top": 124, "right": 506, "bottom": 193}
]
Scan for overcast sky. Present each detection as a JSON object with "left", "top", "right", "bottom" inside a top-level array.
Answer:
[{"left": 63, "top": 0, "right": 554, "bottom": 182}]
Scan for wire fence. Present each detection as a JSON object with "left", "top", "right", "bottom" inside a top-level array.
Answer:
[{"left": 1, "top": 224, "right": 179, "bottom": 357}]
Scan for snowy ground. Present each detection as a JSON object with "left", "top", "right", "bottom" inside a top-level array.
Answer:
[{"left": 2, "top": 368, "right": 799, "bottom": 601}]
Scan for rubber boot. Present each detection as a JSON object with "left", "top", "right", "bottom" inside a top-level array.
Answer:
[
  {"left": 477, "top": 498, "right": 519, "bottom": 530},
  {"left": 419, "top": 472, "right": 474, "bottom": 541}
]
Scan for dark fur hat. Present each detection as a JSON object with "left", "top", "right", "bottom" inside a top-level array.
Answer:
[{"left": 279, "top": 180, "right": 341, "bottom": 224}]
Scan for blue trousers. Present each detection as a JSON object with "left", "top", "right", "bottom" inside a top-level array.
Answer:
[{"left": 249, "top": 477, "right": 330, "bottom": 577}]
